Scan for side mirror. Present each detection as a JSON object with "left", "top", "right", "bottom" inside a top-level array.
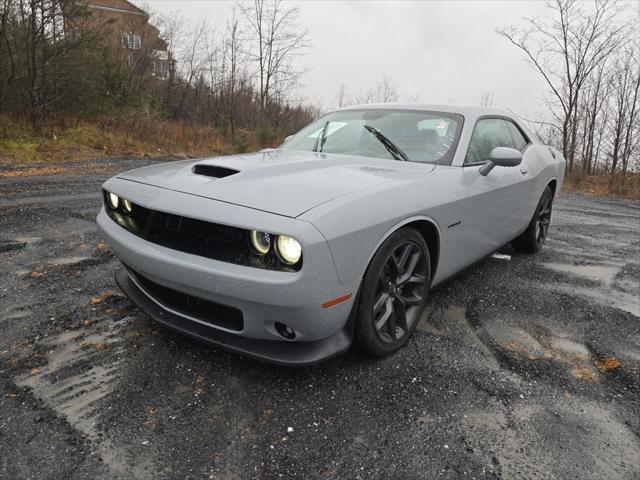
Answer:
[{"left": 479, "top": 147, "right": 522, "bottom": 176}]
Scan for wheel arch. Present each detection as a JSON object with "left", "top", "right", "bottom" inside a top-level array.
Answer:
[
  {"left": 547, "top": 178, "right": 558, "bottom": 196},
  {"left": 366, "top": 216, "right": 441, "bottom": 282}
]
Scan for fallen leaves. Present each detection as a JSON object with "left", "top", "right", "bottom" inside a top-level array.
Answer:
[
  {"left": 92, "top": 343, "right": 107, "bottom": 351},
  {"left": 598, "top": 357, "right": 621, "bottom": 371},
  {"left": 30, "top": 368, "right": 40, "bottom": 375},
  {"left": 90, "top": 291, "right": 114, "bottom": 305},
  {"left": 570, "top": 365, "right": 598, "bottom": 383},
  {"left": 97, "top": 242, "right": 109, "bottom": 251},
  {"left": 0, "top": 166, "right": 68, "bottom": 178},
  {"left": 82, "top": 319, "right": 93, "bottom": 327},
  {"left": 30, "top": 271, "right": 44, "bottom": 278}
]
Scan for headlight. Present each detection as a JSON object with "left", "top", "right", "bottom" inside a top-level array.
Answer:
[
  {"left": 108, "top": 192, "right": 119, "bottom": 209},
  {"left": 276, "top": 235, "right": 302, "bottom": 265},
  {"left": 123, "top": 198, "right": 133, "bottom": 213},
  {"left": 250, "top": 230, "right": 271, "bottom": 255}
]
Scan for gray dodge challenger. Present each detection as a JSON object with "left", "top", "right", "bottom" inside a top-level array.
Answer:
[{"left": 97, "top": 104, "right": 565, "bottom": 365}]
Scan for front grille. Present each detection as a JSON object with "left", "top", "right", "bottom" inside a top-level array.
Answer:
[
  {"left": 128, "top": 267, "right": 244, "bottom": 331},
  {"left": 103, "top": 191, "right": 300, "bottom": 271}
]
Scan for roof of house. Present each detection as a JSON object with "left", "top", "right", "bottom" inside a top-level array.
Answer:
[{"left": 84, "top": 0, "right": 147, "bottom": 16}]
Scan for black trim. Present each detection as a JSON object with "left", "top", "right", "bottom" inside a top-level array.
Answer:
[
  {"left": 127, "top": 266, "right": 244, "bottom": 332},
  {"left": 115, "top": 267, "right": 353, "bottom": 366},
  {"left": 192, "top": 164, "right": 239, "bottom": 178},
  {"left": 462, "top": 115, "right": 532, "bottom": 167},
  {"left": 103, "top": 191, "right": 301, "bottom": 272}
]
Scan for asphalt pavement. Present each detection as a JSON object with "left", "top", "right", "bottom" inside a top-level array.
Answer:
[{"left": 1, "top": 158, "right": 639, "bottom": 479}]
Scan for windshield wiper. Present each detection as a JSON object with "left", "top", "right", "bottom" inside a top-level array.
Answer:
[
  {"left": 363, "top": 125, "right": 409, "bottom": 162},
  {"left": 313, "top": 121, "right": 330, "bottom": 152}
]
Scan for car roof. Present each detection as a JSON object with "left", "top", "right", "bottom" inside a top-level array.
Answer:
[{"left": 337, "top": 102, "right": 514, "bottom": 118}]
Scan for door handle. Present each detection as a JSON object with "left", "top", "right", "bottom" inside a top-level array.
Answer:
[{"left": 520, "top": 167, "right": 528, "bottom": 175}]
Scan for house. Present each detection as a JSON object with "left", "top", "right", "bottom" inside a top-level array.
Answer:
[{"left": 72, "top": 0, "right": 170, "bottom": 79}]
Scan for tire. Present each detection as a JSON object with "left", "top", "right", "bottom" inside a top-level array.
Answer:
[
  {"left": 355, "top": 228, "right": 431, "bottom": 357},
  {"left": 513, "top": 185, "right": 554, "bottom": 253}
]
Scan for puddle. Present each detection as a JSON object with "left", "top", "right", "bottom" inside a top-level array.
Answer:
[
  {"left": 14, "top": 317, "right": 162, "bottom": 478},
  {"left": 486, "top": 324, "right": 600, "bottom": 381},
  {"left": 486, "top": 325, "right": 546, "bottom": 359},
  {"left": 547, "top": 282, "right": 639, "bottom": 317},
  {"left": 542, "top": 262, "right": 622, "bottom": 285},
  {"left": 13, "top": 236, "right": 43, "bottom": 245},
  {"left": 15, "top": 318, "right": 129, "bottom": 439},
  {"left": 549, "top": 338, "right": 590, "bottom": 360},
  {"left": 47, "top": 256, "right": 92, "bottom": 267},
  {"left": 462, "top": 399, "right": 640, "bottom": 478},
  {"left": 1, "top": 301, "right": 37, "bottom": 322}
]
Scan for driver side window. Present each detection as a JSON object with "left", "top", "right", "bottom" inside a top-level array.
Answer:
[{"left": 464, "top": 118, "right": 513, "bottom": 165}]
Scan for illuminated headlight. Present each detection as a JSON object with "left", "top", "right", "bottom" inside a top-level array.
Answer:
[
  {"left": 108, "top": 192, "right": 119, "bottom": 209},
  {"left": 276, "top": 235, "right": 302, "bottom": 265},
  {"left": 250, "top": 230, "right": 272, "bottom": 255},
  {"left": 123, "top": 198, "right": 133, "bottom": 213}
]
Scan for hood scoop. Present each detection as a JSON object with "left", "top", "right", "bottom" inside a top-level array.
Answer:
[{"left": 192, "top": 164, "right": 239, "bottom": 178}]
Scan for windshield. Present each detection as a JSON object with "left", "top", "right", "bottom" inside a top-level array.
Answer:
[{"left": 281, "top": 109, "right": 463, "bottom": 165}]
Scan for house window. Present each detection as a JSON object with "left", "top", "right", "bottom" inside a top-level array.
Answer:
[
  {"left": 152, "top": 59, "right": 168, "bottom": 79},
  {"left": 121, "top": 33, "right": 141, "bottom": 49}
]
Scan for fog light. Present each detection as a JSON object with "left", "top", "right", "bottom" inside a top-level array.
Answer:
[
  {"left": 275, "top": 322, "right": 296, "bottom": 340},
  {"left": 108, "top": 192, "right": 119, "bottom": 209}
]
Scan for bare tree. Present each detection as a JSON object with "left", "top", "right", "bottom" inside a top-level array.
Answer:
[
  {"left": 497, "top": 0, "right": 631, "bottom": 172},
  {"left": 479, "top": 91, "right": 494, "bottom": 107},
  {"left": 334, "top": 84, "right": 348, "bottom": 108},
  {"left": 220, "top": 9, "right": 247, "bottom": 136},
  {"left": 373, "top": 74, "right": 399, "bottom": 103},
  {"left": 0, "top": 0, "right": 16, "bottom": 109},
  {"left": 238, "top": 0, "right": 308, "bottom": 119},
  {"left": 577, "top": 63, "right": 608, "bottom": 174},
  {"left": 172, "top": 18, "right": 210, "bottom": 117},
  {"left": 608, "top": 45, "right": 640, "bottom": 190}
]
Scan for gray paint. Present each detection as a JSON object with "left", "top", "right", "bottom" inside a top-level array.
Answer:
[{"left": 98, "top": 104, "right": 565, "bottom": 362}]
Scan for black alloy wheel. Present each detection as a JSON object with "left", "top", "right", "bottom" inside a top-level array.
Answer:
[
  {"left": 355, "top": 228, "right": 431, "bottom": 356},
  {"left": 535, "top": 193, "right": 552, "bottom": 248},
  {"left": 513, "top": 185, "right": 554, "bottom": 253}
]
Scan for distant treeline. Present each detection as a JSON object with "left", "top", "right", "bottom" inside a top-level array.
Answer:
[
  {"left": 498, "top": 0, "right": 639, "bottom": 192},
  {"left": 0, "top": 0, "right": 316, "bottom": 145}
]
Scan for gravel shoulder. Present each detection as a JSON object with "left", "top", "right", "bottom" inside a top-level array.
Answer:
[{"left": 1, "top": 158, "right": 639, "bottom": 479}]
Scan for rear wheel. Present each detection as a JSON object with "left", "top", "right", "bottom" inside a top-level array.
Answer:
[
  {"left": 513, "top": 185, "right": 553, "bottom": 253},
  {"left": 355, "top": 228, "right": 430, "bottom": 357}
]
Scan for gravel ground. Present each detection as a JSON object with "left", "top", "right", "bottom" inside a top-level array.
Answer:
[{"left": 1, "top": 158, "right": 639, "bottom": 480}]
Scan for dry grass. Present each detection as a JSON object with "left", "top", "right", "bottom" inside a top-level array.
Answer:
[
  {"left": 563, "top": 171, "right": 640, "bottom": 200},
  {"left": 0, "top": 114, "right": 263, "bottom": 166}
]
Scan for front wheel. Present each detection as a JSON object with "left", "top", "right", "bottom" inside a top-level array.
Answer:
[
  {"left": 355, "top": 228, "right": 431, "bottom": 357},
  {"left": 513, "top": 185, "right": 554, "bottom": 253}
]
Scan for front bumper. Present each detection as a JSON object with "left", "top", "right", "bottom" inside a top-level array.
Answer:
[
  {"left": 96, "top": 180, "right": 360, "bottom": 364},
  {"left": 116, "top": 267, "right": 353, "bottom": 366}
]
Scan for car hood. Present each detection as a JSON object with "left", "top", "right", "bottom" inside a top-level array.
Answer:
[{"left": 116, "top": 149, "right": 435, "bottom": 218}]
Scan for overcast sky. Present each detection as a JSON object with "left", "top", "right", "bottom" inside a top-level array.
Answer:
[{"left": 143, "top": 0, "right": 638, "bottom": 120}]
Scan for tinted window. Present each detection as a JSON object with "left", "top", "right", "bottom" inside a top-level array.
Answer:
[
  {"left": 464, "top": 118, "right": 514, "bottom": 165},
  {"left": 506, "top": 121, "right": 528, "bottom": 151},
  {"left": 282, "top": 109, "right": 463, "bottom": 165}
]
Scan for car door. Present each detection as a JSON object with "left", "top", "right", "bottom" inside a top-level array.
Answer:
[{"left": 461, "top": 117, "right": 531, "bottom": 259}]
